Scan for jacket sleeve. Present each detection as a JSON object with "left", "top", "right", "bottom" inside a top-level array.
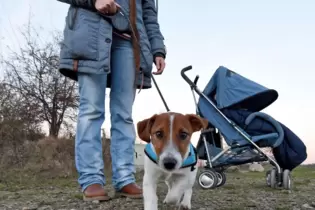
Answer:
[
  {"left": 57, "top": 0, "right": 96, "bottom": 10},
  {"left": 142, "top": 0, "right": 166, "bottom": 58}
]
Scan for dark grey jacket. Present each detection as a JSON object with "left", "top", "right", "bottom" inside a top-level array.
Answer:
[{"left": 57, "top": 0, "right": 166, "bottom": 89}]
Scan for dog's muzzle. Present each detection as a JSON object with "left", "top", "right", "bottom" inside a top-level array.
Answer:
[{"left": 163, "top": 157, "right": 177, "bottom": 170}]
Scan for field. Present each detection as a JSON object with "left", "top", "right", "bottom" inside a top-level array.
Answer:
[{"left": 0, "top": 165, "right": 314, "bottom": 210}]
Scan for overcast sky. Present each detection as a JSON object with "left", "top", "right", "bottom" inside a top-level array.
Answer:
[{"left": 0, "top": 0, "right": 314, "bottom": 164}]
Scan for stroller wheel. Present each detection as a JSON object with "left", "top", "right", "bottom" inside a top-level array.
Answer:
[
  {"left": 216, "top": 172, "right": 227, "bottom": 187},
  {"left": 266, "top": 170, "right": 271, "bottom": 187},
  {"left": 198, "top": 170, "right": 218, "bottom": 189},
  {"left": 282, "top": 169, "right": 292, "bottom": 190},
  {"left": 270, "top": 168, "right": 277, "bottom": 189}
]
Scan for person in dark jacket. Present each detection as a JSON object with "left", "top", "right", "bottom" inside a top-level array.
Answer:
[{"left": 57, "top": 0, "right": 166, "bottom": 201}]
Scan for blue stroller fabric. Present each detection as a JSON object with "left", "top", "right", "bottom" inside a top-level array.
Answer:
[
  {"left": 201, "top": 66, "right": 278, "bottom": 112},
  {"left": 196, "top": 66, "right": 307, "bottom": 170},
  {"left": 222, "top": 109, "right": 307, "bottom": 170}
]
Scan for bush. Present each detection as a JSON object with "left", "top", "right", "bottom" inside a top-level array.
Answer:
[{"left": 0, "top": 135, "right": 112, "bottom": 179}]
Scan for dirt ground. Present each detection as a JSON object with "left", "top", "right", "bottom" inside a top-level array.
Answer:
[{"left": 0, "top": 166, "right": 314, "bottom": 210}]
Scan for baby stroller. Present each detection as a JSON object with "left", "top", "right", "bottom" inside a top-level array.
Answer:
[{"left": 180, "top": 65, "right": 307, "bottom": 190}]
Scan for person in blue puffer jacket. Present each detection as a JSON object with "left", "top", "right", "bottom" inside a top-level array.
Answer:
[{"left": 57, "top": 0, "right": 166, "bottom": 201}]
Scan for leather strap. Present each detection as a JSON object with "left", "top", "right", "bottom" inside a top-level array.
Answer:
[
  {"left": 129, "top": 0, "right": 141, "bottom": 72},
  {"left": 73, "top": 59, "right": 79, "bottom": 72}
]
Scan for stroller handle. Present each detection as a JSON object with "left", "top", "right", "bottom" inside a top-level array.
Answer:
[
  {"left": 194, "top": 75, "right": 199, "bottom": 85},
  {"left": 180, "top": 65, "right": 195, "bottom": 87}
]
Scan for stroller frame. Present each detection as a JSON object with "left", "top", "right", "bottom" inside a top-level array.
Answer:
[{"left": 180, "top": 65, "right": 290, "bottom": 190}]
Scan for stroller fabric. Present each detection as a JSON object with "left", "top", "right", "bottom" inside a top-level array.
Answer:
[
  {"left": 222, "top": 109, "right": 307, "bottom": 170},
  {"left": 197, "top": 66, "right": 307, "bottom": 170}
]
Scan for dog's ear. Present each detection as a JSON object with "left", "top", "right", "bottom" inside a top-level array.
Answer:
[
  {"left": 137, "top": 114, "right": 157, "bottom": 143},
  {"left": 185, "top": 114, "right": 208, "bottom": 132}
]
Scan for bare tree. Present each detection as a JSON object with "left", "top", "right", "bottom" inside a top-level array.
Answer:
[
  {"left": 0, "top": 82, "right": 42, "bottom": 138},
  {"left": 1, "top": 22, "right": 78, "bottom": 137},
  {"left": 0, "top": 81, "right": 45, "bottom": 167}
]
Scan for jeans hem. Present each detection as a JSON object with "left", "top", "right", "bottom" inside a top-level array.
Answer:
[
  {"left": 114, "top": 178, "right": 136, "bottom": 191},
  {"left": 81, "top": 180, "right": 106, "bottom": 192}
]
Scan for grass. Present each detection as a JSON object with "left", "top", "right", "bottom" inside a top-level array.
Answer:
[
  {"left": 0, "top": 169, "right": 78, "bottom": 192},
  {"left": 0, "top": 165, "right": 314, "bottom": 210}
]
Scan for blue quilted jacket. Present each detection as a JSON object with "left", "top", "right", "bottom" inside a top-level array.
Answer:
[{"left": 57, "top": 0, "right": 166, "bottom": 89}]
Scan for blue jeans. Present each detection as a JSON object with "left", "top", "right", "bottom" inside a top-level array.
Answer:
[{"left": 75, "top": 35, "right": 136, "bottom": 191}]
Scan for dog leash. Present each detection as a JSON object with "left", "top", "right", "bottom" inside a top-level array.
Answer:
[
  {"left": 120, "top": 4, "right": 189, "bottom": 208},
  {"left": 118, "top": 5, "right": 188, "bottom": 208},
  {"left": 151, "top": 75, "right": 170, "bottom": 112},
  {"left": 112, "top": 3, "right": 171, "bottom": 112},
  {"left": 150, "top": 0, "right": 171, "bottom": 112}
]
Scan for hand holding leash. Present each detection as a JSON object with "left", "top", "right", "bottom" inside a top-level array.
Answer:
[
  {"left": 95, "top": 0, "right": 120, "bottom": 15},
  {"left": 153, "top": 57, "right": 166, "bottom": 75}
]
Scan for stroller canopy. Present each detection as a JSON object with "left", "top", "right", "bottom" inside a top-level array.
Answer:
[{"left": 202, "top": 66, "right": 278, "bottom": 112}]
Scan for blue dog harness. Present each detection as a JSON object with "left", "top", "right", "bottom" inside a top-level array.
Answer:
[{"left": 144, "top": 143, "right": 198, "bottom": 171}]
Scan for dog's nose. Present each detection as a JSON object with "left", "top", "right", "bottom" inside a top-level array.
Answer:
[{"left": 163, "top": 157, "right": 177, "bottom": 170}]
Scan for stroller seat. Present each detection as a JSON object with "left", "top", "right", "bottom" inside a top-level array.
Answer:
[{"left": 224, "top": 111, "right": 284, "bottom": 148}]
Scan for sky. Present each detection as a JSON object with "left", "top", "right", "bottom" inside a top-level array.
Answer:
[{"left": 0, "top": 0, "right": 314, "bottom": 164}]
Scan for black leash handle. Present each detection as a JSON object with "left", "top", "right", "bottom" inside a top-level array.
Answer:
[{"left": 151, "top": 75, "right": 170, "bottom": 112}]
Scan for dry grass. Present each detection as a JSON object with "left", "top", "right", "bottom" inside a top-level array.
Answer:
[
  {"left": 0, "top": 166, "right": 314, "bottom": 210},
  {"left": 0, "top": 138, "right": 314, "bottom": 210},
  {"left": 0, "top": 136, "right": 112, "bottom": 183}
]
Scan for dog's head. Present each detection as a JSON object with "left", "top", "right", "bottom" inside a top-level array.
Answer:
[{"left": 137, "top": 112, "right": 208, "bottom": 171}]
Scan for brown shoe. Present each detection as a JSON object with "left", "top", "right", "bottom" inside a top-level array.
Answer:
[
  {"left": 83, "top": 184, "right": 111, "bottom": 201},
  {"left": 116, "top": 183, "right": 143, "bottom": 199}
]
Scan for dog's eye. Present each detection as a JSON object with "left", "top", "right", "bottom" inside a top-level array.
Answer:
[
  {"left": 155, "top": 131, "right": 164, "bottom": 139},
  {"left": 179, "top": 132, "right": 188, "bottom": 140}
]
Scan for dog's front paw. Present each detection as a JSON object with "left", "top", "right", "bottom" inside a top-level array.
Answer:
[
  {"left": 179, "top": 201, "right": 191, "bottom": 210},
  {"left": 163, "top": 194, "right": 171, "bottom": 204},
  {"left": 144, "top": 201, "right": 158, "bottom": 210},
  {"left": 163, "top": 193, "right": 178, "bottom": 205},
  {"left": 179, "top": 193, "right": 191, "bottom": 210}
]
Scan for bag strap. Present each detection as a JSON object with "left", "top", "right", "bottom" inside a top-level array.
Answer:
[{"left": 129, "top": 0, "right": 141, "bottom": 72}]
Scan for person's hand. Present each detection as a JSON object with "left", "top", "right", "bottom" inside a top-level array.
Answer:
[
  {"left": 95, "top": 0, "right": 120, "bottom": 15},
  {"left": 153, "top": 57, "right": 166, "bottom": 75}
]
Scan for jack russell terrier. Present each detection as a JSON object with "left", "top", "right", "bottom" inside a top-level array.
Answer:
[{"left": 137, "top": 112, "right": 208, "bottom": 210}]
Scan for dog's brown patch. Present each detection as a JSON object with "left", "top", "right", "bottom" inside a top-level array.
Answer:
[
  {"left": 137, "top": 112, "right": 208, "bottom": 158},
  {"left": 172, "top": 114, "right": 208, "bottom": 158}
]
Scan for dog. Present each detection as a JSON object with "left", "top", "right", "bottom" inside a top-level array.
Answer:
[{"left": 137, "top": 112, "right": 208, "bottom": 210}]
